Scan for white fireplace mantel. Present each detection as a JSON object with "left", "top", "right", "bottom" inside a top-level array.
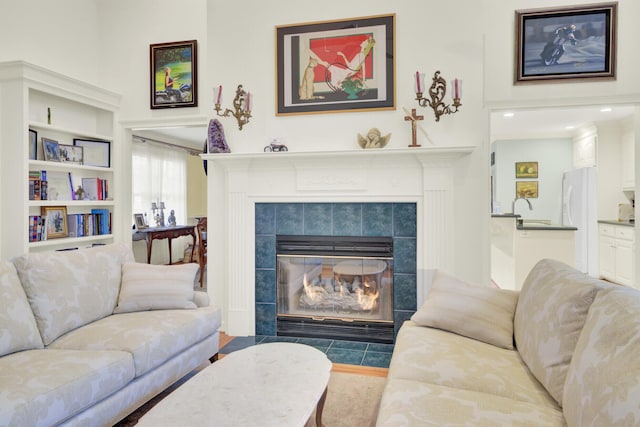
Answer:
[{"left": 203, "top": 146, "right": 474, "bottom": 336}]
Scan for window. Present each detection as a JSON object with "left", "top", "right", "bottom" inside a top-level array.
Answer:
[{"left": 132, "top": 141, "right": 187, "bottom": 227}]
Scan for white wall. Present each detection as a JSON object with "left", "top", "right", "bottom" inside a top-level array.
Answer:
[
  {"left": 596, "top": 121, "right": 631, "bottom": 219},
  {"left": 0, "top": 0, "right": 101, "bottom": 85},
  {"left": 1, "top": 0, "right": 638, "bottom": 285},
  {"left": 492, "top": 138, "right": 573, "bottom": 223}
]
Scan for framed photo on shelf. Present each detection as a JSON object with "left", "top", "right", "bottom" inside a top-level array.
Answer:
[
  {"left": 276, "top": 14, "right": 395, "bottom": 115},
  {"left": 515, "top": 161, "right": 538, "bottom": 178},
  {"left": 29, "top": 129, "right": 37, "bottom": 160},
  {"left": 59, "top": 144, "right": 84, "bottom": 165},
  {"left": 73, "top": 139, "right": 110, "bottom": 167},
  {"left": 515, "top": 3, "right": 617, "bottom": 83},
  {"left": 41, "top": 206, "right": 68, "bottom": 239},
  {"left": 42, "top": 138, "right": 61, "bottom": 162},
  {"left": 150, "top": 39, "right": 198, "bottom": 109},
  {"left": 516, "top": 181, "right": 539, "bottom": 199},
  {"left": 133, "top": 213, "right": 148, "bottom": 230}
]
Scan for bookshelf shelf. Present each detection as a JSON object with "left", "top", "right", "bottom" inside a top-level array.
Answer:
[
  {"left": 28, "top": 200, "right": 115, "bottom": 207},
  {"left": 0, "top": 61, "right": 122, "bottom": 257},
  {"left": 28, "top": 234, "right": 114, "bottom": 249},
  {"left": 28, "top": 159, "right": 114, "bottom": 174},
  {"left": 28, "top": 121, "right": 112, "bottom": 142}
]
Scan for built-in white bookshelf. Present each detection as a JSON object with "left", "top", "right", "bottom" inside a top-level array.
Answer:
[{"left": 0, "top": 61, "right": 123, "bottom": 257}]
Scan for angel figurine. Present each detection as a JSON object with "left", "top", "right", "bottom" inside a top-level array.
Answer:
[{"left": 357, "top": 128, "right": 391, "bottom": 149}]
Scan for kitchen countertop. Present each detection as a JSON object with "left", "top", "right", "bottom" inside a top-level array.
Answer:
[
  {"left": 598, "top": 220, "right": 635, "bottom": 227},
  {"left": 492, "top": 214, "right": 577, "bottom": 231}
]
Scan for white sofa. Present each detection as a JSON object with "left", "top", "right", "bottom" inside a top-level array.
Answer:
[
  {"left": 0, "top": 242, "right": 222, "bottom": 427},
  {"left": 377, "top": 259, "right": 640, "bottom": 426}
]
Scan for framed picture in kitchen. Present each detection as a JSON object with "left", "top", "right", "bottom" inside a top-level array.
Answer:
[
  {"left": 515, "top": 161, "right": 538, "bottom": 178},
  {"left": 516, "top": 181, "right": 539, "bottom": 199}
]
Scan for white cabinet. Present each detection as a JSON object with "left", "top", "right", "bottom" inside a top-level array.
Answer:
[
  {"left": 599, "top": 223, "right": 635, "bottom": 286},
  {"left": 622, "top": 123, "right": 635, "bottom": 191},
  {"left": 491, "top": 216, "right": 576, "bottom": 290},
  {"left": 0, "top": 61, "right": 123, "bottom": 259}
]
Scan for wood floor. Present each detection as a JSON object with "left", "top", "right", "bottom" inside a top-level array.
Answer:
[{"left": 218, "top": 332, "right": 388, "bottom": 378}]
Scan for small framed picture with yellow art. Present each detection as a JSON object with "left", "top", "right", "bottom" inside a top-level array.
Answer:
[
  {"left": 516, "top": 181, "right": 538, "bottom": 199},
  {"left": 515, "top": 161, "right": 538, "bottom": 178}
]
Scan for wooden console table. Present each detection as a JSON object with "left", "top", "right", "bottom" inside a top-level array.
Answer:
[{"left": 137, "top": 225, "right": 196, "bottom": 264}]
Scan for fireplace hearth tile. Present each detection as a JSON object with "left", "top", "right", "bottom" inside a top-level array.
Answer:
[
  {"left": 276, "top": 203, "right": 304, "bottom": 235},
  {"left": 220, "top": 335, "right": 394, "bottom": 368},
  {"left": 255, "top": 303, "right": 276, "bottom": 335},
  {"left": 394, "top": 274, "right": 418, "bottom": 311},
  {"left": 393, "top": 238, "right": 417, "bottom": 274},
  {"left": 326, "top": 348, "right": 365, "bottom": 365},
  {"left": 363, "top": 351, "right": 392, "bottom": 368},
  {"left": 296, "top": 337, "right": 333, "bottom": 352},
  {"left": 255, "top": 269, "right": 276, "bottom": 303},
  {"left": 362, "top": 203, "right": 393, "bottom": 237},
  {"left": 255, "top": 235, "right": 276, "bottom": 269},
  {"left": 218, "top": 336, "right": 263, "bottom": 354},
  {"left": 255, "top": 203, "right": 276, "bottom": 234},
  {"left": 367, "top": 343, "right": 394, "bottom": 353},
  {"left": 303, "top": 204, "right": 333, "bottom": 236},
  {"left": 330, "top": 340, "right": 368, "bottom": 352},
  {"left": 393, "top": 204, "right": 417, "bottom": 237},
  {"left": 332, "top": 203, "right": 363, "bottom": 236},
  {"left": 262, "top": 335, "right": 299, "bottom": 344}
]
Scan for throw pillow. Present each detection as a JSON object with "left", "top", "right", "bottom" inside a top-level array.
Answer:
[
  {"left": 411, "top": 270, "right": 519, "bottom": 349},
  {"left": 113, "top": 262, "right": 199, "bottom": 314},
  {"left": 513, "top": 258, "right": 609, "bottom": 407},
  {"left": 12, "top": 242, "right": 135, "bottom": 346},
  {"left": 0, "top": 260, "right": 44, "bottom": 356}
]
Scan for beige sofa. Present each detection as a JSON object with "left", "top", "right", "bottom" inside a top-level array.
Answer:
[
  {"left": 0, "top": 242, "right": 222, "bottom": 427},
  {"left": 377, "top": 259, "right": 640, "bottom": 426}
]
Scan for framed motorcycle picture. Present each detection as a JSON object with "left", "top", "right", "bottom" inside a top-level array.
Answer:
[
  {"left": 515, "top": 2, "right": 617, "bottom": 84},
  {"left": 150, "top": 40, "right": 198, "bottom": 109}
]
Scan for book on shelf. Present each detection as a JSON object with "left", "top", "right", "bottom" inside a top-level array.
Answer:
[
  {"left": 29, "top": 170, "right": 48, "bottom": 201},
  {"left": 81, "top": 177, "right": 109, "bottom": 201},
  {"left": 91, "top": 208, "right": 111, "bottom": 235},
  {"left": 66, "top": 210, "right": 111, "bottom": 237},
  {"left": 28, "top": 215, "right": 48, "bottom": 242}
]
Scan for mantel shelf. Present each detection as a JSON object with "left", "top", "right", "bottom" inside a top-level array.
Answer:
[{"left": 201, "top": 145, "right": 475, "bottom": 166}]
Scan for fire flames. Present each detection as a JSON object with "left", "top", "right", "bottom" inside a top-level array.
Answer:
[{"left": 301, "top": 273, "right": 379, "bottom": 312}]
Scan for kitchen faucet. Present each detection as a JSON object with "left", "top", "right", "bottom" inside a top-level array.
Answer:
[{"left": 512, "top": 196, "right": 533, "bottom": 214}]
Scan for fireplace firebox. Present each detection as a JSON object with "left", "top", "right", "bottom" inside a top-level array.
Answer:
[{"left": 276, "top": 235, "right": 394, "bottom": 344}]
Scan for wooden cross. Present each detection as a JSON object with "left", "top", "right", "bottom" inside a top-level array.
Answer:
[{"left": 404, "top": 108, "right": 424, "bottom": 147}]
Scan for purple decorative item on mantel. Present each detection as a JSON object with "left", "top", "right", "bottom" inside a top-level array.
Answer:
[{"left": 207, "top": 118, "right": 230, "bottom": 153}]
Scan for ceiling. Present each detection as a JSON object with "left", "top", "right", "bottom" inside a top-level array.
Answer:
[
  {"left": 133, "top": 126, "right": 208, "bottom": 153},
  {"left": 490, "top": 104, "right": 635, "bottom": 141},
  {"left": 136, "top": 104, "right": 636, "bottom": 150}
]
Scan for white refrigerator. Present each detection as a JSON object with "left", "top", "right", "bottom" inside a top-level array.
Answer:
[{"left": 562, "top": 167, "right": 598, "bottom": 276}]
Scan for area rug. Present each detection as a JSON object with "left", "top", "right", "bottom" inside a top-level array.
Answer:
[
  {"left": 305, "top": 371, "right": 386, "bottom": 427},
  {"left": 115, "top": 370, "right": 385, "bottom": 426}
]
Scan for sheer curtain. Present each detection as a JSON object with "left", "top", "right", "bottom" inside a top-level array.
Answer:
[{"left": 132, "top": 141, "right": 187, "bottom": 228}]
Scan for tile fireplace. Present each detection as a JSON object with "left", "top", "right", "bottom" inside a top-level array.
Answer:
[
  {"left": 257, "top": 211, "right": 411, "bottom": 343},
  {"left": 203, "top": 147, "right": 473, "bottom": 337}
]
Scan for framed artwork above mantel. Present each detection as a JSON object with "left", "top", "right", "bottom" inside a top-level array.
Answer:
[{"left": 276, "top": 14, "right": 395, "bottom": 115}]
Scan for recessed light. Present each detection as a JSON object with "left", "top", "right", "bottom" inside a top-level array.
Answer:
[
  {"left": 565, "top": 125, "right": 575, "bottom": 130},
  {"left": 600, "top": 107, "right": 612, "bottom": 112},
  {"left": 503, "top": 112, "right": 514, "bottom": 118}
]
